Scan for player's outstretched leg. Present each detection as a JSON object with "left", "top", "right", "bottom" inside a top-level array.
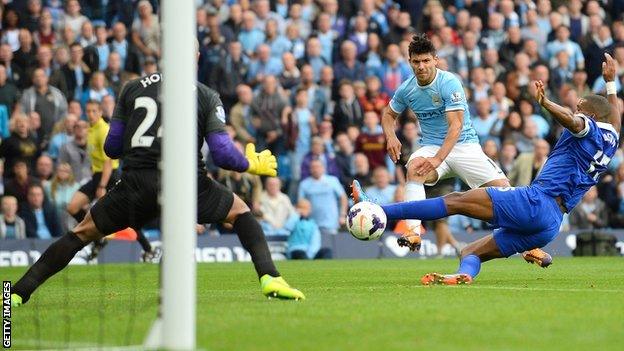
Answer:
[
  {"left": 11, "top": 211, "right": 104, "bottom": 305},
  {"left": 224, "top": 195, "right": 305, "bottom": 300},
  {"left": 351, "top": 179, "right": 422, "bottom": 251},
  {"left": 422, "top": 234, "right": 503, "bottom": 286}
]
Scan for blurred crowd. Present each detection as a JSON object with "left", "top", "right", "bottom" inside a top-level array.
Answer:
[{"left": 1, "top": 0, "right": 624, "bottom": 259}]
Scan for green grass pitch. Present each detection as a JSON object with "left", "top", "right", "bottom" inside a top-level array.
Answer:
[{"left": 2, "top": 257, "right": 624, "bottom": 350}]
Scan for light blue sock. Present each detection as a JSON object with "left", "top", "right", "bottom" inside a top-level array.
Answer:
[
  {"left": 457, "top": 254, "right": 481, "bottom": 278},
  {"left": 381, "top": 197, "right": 448, "bottom": 221}
]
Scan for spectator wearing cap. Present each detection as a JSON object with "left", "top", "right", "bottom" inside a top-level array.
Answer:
[
  {"left": 546, "top": 25, "right": 585, "bottom": 71},
  {"left": 132, "top": 0, "right": 161, "bottom": 59}
]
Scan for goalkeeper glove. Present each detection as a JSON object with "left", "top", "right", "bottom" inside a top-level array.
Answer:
[{"left": 245, "top": 143, "right": 278, "bottom": 177}]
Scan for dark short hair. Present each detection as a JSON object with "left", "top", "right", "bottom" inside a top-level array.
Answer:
[
  {"left": 408, "top": 33, "right": 436, "bottom": 57},
  {"left": 581, "top": 94, "right": 612, "bottom": 122}
]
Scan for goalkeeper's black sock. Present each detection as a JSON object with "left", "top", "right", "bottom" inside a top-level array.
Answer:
[
  {"left": 71, "top": 209, "right": 87, "bottom": 223},
  {"left": 135, "top": 229, "right": 152, "bottom": 252},
  {"left": 232, "top": 211, "right": 280, "bottom": 278},
  {"left": 13, "top": 231, "right": 87, "bottom": 303}
]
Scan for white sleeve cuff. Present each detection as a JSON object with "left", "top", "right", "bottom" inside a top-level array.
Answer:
[{"left": 571, "top": 114, "right": 590, "bottom": 138}]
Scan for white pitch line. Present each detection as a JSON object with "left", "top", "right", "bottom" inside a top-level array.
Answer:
[
  {"left": 12, "top": 339, "right": 144, "bottom": 351},
  {"left": 416, "top": 285, "right": 623, "bottom": 293}
]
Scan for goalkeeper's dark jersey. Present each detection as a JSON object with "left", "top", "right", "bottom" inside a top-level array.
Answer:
[{"left": 112, "top": 72, "right": 227, "bottom": 172}]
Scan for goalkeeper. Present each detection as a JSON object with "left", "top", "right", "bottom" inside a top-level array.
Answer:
[{"left": 11, "top": 73, "right": 305, "bottom": 306}]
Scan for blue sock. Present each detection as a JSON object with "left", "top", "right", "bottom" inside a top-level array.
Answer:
[
  {"left": 381, "top": 197, "right": 448, "bottom": 221},
  {"left": 457, "top": 254, "right": 481, "bottom": 278}
]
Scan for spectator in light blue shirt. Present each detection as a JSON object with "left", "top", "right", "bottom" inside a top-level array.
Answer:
[
  {"left": 286, "top": 199, "right": 332, "bottom": 259},
  {"left": 247, "top": 44, "right": 284, "bottom": 84},
  {"left": 93, "top": 25, "right": 110, "bottom": 71},
  {"left": 364, "top": 167, "right": 397, "bottom": 205},
  {"left": 471, "top": 98, "right": 499, "bottom": 146},
  {"left": 238, "top": 11, "right": 265, "bottom": 57},
  {"left": 298, "top": 159, "right": 348, "bottom": 235},
  {"left": 519, "top": 99, "right": 550, "bottom": 139},
  {"left": 18, "top": 184, "right": 61, "bottom": 239},
  {"left": 265, "top": 19, "right": 291, "bottom": 59},
  {"left": 47, "top": 114, "right": 78, "bottom": 161},
  {"left": 545, "top": 26, "right": 585, "bottom": 71}
]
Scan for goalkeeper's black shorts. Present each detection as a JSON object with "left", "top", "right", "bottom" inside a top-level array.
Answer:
[{"left": 90, "top": 169, "right": 234, "bottom": 234}]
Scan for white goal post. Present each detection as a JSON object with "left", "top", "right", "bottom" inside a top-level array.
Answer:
[{"left": 145, "top": 0, "right": 197, "bottom": 349}]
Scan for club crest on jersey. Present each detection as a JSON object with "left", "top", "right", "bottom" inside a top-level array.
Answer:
[
  {"left": 431, "top": 93, "right": 442, "bottom": 106},
  {"left": 450, "top": 91, "right": 463, "bottom": 103}
]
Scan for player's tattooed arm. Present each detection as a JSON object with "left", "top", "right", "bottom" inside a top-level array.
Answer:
[
  {"left": 602, "top": 53, "right": 621, "bottom": 134},
  {"left": 382, "top": 108, "right": 402, "bottom": 163},
  {"left": 534, "top": 80, "right": 585, "bottom": 134}
]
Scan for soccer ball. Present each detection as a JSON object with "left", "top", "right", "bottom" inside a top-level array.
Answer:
[{"left": 346, "top": 201, "right": 387, "bottom": 241}]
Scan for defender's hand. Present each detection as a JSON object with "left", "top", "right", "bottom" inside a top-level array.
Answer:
[
  {"left": 415, "top": 156, "right": 442, "bottom": 177},
  {"left": 245, "top": 143, "right": 278, "bottom": 177},
  {"left": 534, "top": 80, "right": 546, "bottom": 106},
  {"left": 386, "top": 134, "right": 402, "bottom": 163},
  {"left": 602, "top": 53, "right": 617, "bottom": 83}
]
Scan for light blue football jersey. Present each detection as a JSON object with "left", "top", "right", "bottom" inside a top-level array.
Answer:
[
  {"left": 389, "top": 69, "right": 479, "bottom": 146},
  {"left": 533, "top": 115, "right": 619, "bottom": 211}
]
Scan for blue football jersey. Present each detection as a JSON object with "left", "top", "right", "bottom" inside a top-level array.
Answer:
[
  {"left": 533, "top": 115, "right": 619, "bottom": 211},
  {"left": 389, "top": 69, "right": 479, "bottom": 146}
]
